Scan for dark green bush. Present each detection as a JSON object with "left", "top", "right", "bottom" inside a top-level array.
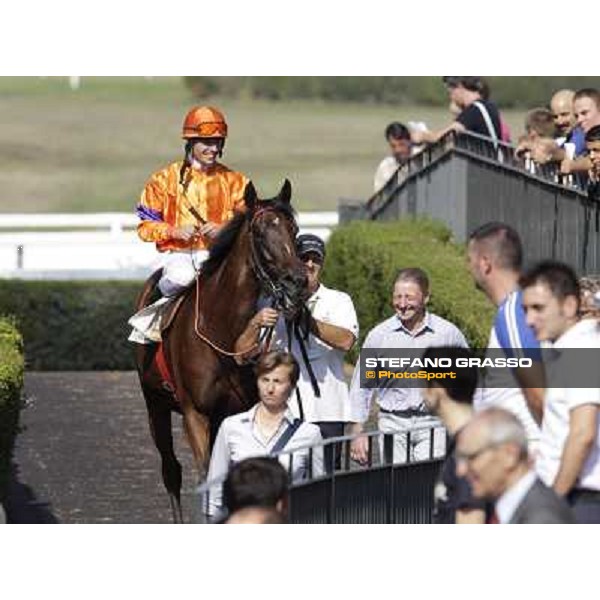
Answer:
[
  {"left": 322, "top": 219, "right": 495, "bottom": 361},
  {"left": 0, "top": 317, "right": 24, "bottom": 501},
  {"left": 0, "top": 281, "right": 140, "bottom": 370}
]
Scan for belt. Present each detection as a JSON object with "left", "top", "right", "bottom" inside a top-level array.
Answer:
[
  {"left": 379, "top": 407, "right": 429, "bottom": 418},
  {"left": 568, "top": 488, "right": 600, "bottom": 503}
]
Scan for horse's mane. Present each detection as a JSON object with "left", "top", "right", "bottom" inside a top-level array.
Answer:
[{"left": 200, "top": 201, "right": 296, "bottom": 280}]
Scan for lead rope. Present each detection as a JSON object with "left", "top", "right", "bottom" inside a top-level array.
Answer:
[{"left": 286, "top": 319, "right": 305, "bottom": 421}]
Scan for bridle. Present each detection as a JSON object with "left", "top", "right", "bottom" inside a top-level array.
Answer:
[
  {"left": 193, "top": 204, "right": 301, "bottom": 357},
  {"left": 248, "top": 205, "right": 300, "bottom": 313}
]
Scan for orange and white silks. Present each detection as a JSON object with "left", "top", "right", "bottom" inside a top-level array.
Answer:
[{"left": 136, "top": 160, "right": 249, "bottom": 253}]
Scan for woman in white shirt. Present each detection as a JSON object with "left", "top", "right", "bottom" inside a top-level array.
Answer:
[{"left": 206, "top": 351, "right": 324, "bottom": 516}]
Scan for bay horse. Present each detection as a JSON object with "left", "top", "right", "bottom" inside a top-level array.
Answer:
[{"left": 134, "top": 180, "right": 308, "bottom": 523}]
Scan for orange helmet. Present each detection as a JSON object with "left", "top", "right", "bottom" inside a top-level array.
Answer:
[{"left": 182, "top": 106, "right": 228, "bottom": 139}]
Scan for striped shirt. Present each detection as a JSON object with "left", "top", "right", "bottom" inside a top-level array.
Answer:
[{"left": 349, "top": 312, "right": 468, "bottom": 423}]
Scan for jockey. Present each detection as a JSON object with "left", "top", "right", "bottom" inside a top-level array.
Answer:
[{"left": 136, "top": 105, "right": 249, "bottom": 296}]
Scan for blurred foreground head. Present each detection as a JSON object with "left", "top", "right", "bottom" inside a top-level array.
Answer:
[
  {"left": 226, "top": 506, "right": 287, "bottom": 524},
  {"left": 456, "top": 408, "right": 529, "bottom": 500},
  {"left": 223, "top": 456, "right": 289, "bottom": 517}
]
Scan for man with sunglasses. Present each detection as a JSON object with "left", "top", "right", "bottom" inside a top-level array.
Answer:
[
  {"left": 456, "top": 408, "right": 575, "bottom": 524},
  {"left": 235, "top": 234, "right": 359, "bottom": 468},
  {"left": 135, "top": 105, "right": 249, "bottom": 298}
]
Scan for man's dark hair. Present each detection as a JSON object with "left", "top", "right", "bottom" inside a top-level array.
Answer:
[
  {"left": 222, "top": 457, "right": 289, "bottom": 514},
  {"left": 394, "top": 267, "right": 429, "bottom": 296},
  {"left": 519, "top": 260, "right": 580, "bottom": 308},
  {"left": 385, "top": 121, "right": 411, "bottom": 141},
  {"left": 422, "top": 346, "right": 478, "bottom": 404},
  {"left": 442, "top": 76, "right": 486, "bottom": 94},
  {"left": 574, "top": 88, "right": 600, "bottom": 109},
  {"left": 468, "top": 222, "right": 523, "bottom": 271},
  {"left": 586, "top": 124, "right": 600, "bottom": 143}
]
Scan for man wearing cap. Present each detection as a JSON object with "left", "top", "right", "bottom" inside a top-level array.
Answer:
[{"left": 235, "top": 233, "right": 359, "bottom": 466}]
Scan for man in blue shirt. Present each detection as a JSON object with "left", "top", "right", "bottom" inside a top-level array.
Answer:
[{"left": 467, "top": 222, "right": 544, "bottom": 451}]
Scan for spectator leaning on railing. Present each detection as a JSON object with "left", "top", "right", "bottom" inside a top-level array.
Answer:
[
  {"left": 585, "top": 124, "right": 600, "bottom": 202},
  {"left": 515, "top": 108, "right": 557, "bottom": 170},
  {"left": 556, "top": 89, "right": 600, "bottom": 177},
  {"left": 531, "top": 89, "right": 585, "bottom": 163},
  {"left": 373, "top": 122, "right": 413, "bottom": 193},
  {"left": 409, "top": 76, "right": 502, "bottom": 145}
]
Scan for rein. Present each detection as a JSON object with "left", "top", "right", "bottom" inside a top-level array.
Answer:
[{"left": 193, "top": 275, "right": 259, "bottom": 357}]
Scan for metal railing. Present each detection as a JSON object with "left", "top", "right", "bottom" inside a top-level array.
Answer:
[
  {"left": 339, "top": 130, "right": 600, "bottom": 274},
  {"left": 196, "top": 425, "right": 446, "bottom": 524},
  {"left": 363, "top": 131, "right": 589, "bottom": 221}
]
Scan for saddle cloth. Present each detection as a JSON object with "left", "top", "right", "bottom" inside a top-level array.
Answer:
[
  {"left": 128, "top": 297, "right": 171, "bottom": 344},
  {"left": 128, "top": 292, "right": 189, "bottom": 344}
]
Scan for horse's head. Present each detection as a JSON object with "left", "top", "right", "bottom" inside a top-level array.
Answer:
[{"left": 245, "top": 179, "right": 309, "bottom": 320}]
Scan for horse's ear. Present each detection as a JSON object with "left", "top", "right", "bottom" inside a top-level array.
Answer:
[
  {"left": 244, "top": 181, "right": 258, "bottom": 211},
  {"left": 279, "top": 179, "right": 292, "bottom": 205}
]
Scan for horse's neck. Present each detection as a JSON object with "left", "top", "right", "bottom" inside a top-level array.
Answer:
[{"left": 201, "top": 225, "right": 259, "bottom": 329}]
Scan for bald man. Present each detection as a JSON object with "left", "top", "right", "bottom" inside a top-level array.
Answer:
[
  {"left": 530, "top": 89, "right": 588, "bottom": 174},
  {"left": 551, "top": 89, "right": 577, "bottom": 143}
]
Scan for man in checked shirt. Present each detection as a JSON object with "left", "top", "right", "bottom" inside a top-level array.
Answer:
[{"left": 349, "top": 268, "right": 468, "bottom": 464}]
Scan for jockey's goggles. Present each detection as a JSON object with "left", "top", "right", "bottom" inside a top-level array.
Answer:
[{"left": 182, "top": 121, "right": 228, "bottom": 139}]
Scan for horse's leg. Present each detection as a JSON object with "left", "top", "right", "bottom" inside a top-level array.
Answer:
[
  {"left": 145, "top": 394, "right": 183, "bottom": 523},
  {"left": 182, "top": 407, "right": 212, "bottom": 484}
]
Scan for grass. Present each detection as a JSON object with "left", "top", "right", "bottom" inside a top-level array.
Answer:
[{"left": 0, "top": 77, "right": 528, "bottom": 213}]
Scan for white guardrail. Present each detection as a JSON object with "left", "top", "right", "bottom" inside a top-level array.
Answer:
[{"left": 0, "top": 212, "right": 339, "bottom": 280}]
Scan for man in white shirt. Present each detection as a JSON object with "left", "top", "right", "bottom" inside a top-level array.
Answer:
[
  {"left": 521, "top": 260, "right": 600, "bottom": 523},
  {"left": 235, "top": 234, "right": 359, "bottom": 471},
  {"left": 373, "top": 122, "right": 413, "bottom": 192},
  {"left": 456, "top": 407, "right": 575, "bottom": 523}
]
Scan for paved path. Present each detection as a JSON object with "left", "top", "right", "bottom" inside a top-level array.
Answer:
[{"left": 5, "top": 372, "right": 197, "bottom": 524}]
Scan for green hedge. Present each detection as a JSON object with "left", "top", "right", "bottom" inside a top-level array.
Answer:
[
  {"left": 0, "top": 318, "right": 24, "bottom": 502},
  {"left": 322, "top": 219, "right": 494, "bottom": 361},
  {"left": 0, "top": 281, "right": 140, "bottom": 371},
  {"left": 0, "top": 220, "right": 493, "bottom": 371}
]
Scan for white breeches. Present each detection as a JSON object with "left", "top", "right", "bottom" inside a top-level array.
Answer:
[{"left": 158, "top": 250, "right": 209, "bottom": 296}]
